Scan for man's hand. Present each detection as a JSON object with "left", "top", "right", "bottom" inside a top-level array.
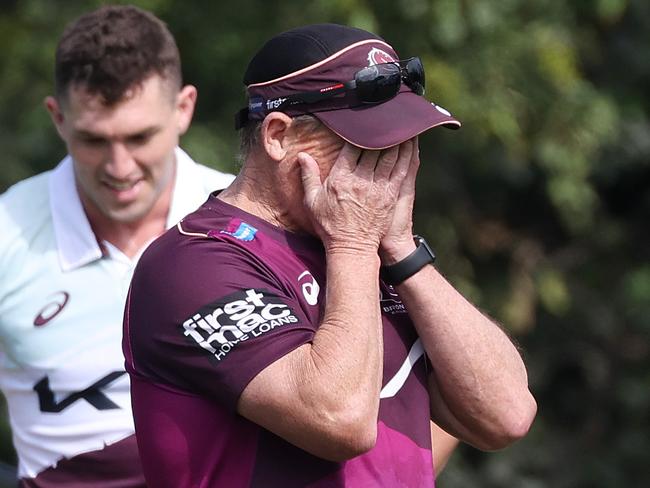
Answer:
[
  {"left": 379, "top": 137, "right": 420, "bottom": 265},
  {"left": 239, "top": 139, "right": 418, "bottom": 462},
  {"left": 297, "top": 140, "right": 415, "bottom": 254}
]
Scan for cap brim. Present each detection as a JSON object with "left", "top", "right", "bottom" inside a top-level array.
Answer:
[{"left": 313, "top": 91, "right": 460, "bottom": 150}]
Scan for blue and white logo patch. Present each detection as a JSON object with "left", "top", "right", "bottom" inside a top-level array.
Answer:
[
  {"left": 221, "top": 221, "right": 258, "bottom": 241},
  {"left": 248, "top": 97, "right": 264, "bottom": 113}
]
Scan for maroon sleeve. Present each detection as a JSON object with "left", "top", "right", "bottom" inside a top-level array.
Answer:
[{"left": 125, "top": 231, "right": 316, "bottom": 411}]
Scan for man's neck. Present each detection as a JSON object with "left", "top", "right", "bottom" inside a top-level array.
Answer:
[
  {"left": 84, "top": 187, "right": 173, "bottom": 260},
  {"left": 93, "top": 216, "right": 167, "bottom": 259},
  {"left": 217, "top": 164, "right": 305, "bottom": 233}
]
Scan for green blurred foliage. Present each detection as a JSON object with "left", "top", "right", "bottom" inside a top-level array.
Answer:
[{"left": 0, "top": 0, "right": 648, "bottom": 486}]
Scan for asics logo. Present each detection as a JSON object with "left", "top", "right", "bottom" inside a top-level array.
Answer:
[
  {"left": 34, "top": 291, "right": 70, "bottom": 326},
  {"left": 298, "top": 271, "right": 320, "bottom": 306}
]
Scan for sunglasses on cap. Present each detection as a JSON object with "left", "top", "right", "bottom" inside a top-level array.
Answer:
[{"left": 235, "top": 57, "right": 425, "bottom": 129}]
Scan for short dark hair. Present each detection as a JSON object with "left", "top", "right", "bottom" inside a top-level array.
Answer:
[{"left": 54, "top": 5, "right": 182, "bottom": 105}]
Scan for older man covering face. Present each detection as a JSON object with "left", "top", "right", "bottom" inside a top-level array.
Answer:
[{"left": 124, "top": 23, "right": 536, "bottom": 488}]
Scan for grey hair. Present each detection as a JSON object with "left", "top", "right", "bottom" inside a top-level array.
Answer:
[{"left": 237, "top": 114, "right": 323, "bottom": 164}]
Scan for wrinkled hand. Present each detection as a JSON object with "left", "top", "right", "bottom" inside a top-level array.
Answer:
[
  {"left": 378, "top": 138, "right": 421, "bottom": 264},
  {"left": 298, "top": 140, "right": 415, "bottom": 254}
]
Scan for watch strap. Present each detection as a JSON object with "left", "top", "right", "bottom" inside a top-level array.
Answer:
[{"left": 380, "top": 235, "right": 435, "bottom": 285}]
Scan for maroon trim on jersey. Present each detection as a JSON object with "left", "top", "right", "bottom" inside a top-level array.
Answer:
[{"left": 18, "top": 435, "right": 145, "bottom": 488}]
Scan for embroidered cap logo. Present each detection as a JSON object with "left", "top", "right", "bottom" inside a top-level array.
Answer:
[{"left": 367, "top": 47, "right": 396, "bottom": 66}]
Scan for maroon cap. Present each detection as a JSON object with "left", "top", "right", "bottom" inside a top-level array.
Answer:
[{"left": 238, "top": 24, "right": 460, "bottom": 150}]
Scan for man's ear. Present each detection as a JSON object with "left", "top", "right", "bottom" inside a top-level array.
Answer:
[
  {"left": 176, "top": 84, "right": 197, "bottom": 135},
  {"left": 44, "top": 96, "right": 66, "bottom": 138},
  {"left": 261, "top": 112, "right": 293, "bottom": 162}
]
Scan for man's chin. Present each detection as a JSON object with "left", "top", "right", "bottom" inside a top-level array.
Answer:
[{"left": 102, "top": 203, "right": 153, "bottom": 226}]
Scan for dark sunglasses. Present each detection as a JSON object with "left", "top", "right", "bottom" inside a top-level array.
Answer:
[{"left": 235, "top": 57, "right": 426, "bottom": 129}]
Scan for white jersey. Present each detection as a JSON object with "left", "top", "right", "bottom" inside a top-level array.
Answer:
[{"left": 0, "top": 148, "right": 234, "bottom": 480}]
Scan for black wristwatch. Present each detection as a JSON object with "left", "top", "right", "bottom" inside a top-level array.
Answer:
[{"left": 380, "top": 235, "right": 436, "bottom": 285}]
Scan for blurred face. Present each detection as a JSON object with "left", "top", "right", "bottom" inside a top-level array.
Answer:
[{"left": 46, "top": 75, "right": 195, "bottom": 225}]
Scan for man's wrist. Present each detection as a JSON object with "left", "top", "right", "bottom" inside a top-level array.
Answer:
[
  {"left": 380, "top": 235, "right": 436, "bottom": 285},
  {"left": 379, "top": 239, "right": 417, "bottom": 265},
  {"left": 324, "top": 241, "right": 380, "bottom": 258}
]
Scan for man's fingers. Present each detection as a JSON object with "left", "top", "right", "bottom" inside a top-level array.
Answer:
[
  {"left": 400, "top": 138, "right": 420, "bottom": 193},
  {"left": 391, "top": 139, "right": 416, "bottom": 186},
  {"left": 297, "top": 152, "right": 322, "bottom": 206},
  {"left": 330, "top": 142, "right": 362, "bottom": 176},
  {"left": 374, "top": 145, "right": 400, "bottom": 181},
  {"left": 355, "top": 149, "right": 381, "bottom": 178}
]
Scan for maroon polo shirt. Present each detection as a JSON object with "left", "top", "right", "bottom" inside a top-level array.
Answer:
[{"left": 123, "top": 194, "right": 435, "bottom": 487}]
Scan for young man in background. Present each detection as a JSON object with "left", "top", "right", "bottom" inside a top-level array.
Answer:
[{"left": 0, "top": 5, "right": 233, "bottom": 486}]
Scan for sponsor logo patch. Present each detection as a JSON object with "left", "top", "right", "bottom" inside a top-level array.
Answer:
[
  {"left": 266, "top": 97, "right": 287, "bottom": 110},
  {"left": 248, "top": 96, "right": 264, "bottom": 113},
  {"left": 182, "top": 289, "right": 299, "bottom": 361},
  {"left": 380, "top": 285, "right": 407, "bottom": 314},
  {"left": 34, "top": 372, "right": 126, "bottom": 412},
  {"left": 34, "top": 291, "right": 70, "bottom": 326},
  {"left": 220, "top": 219, "right": 258, "bottom": 241}
]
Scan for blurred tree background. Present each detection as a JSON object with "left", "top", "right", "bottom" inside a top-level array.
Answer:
[{"left": 1, "top": 0, "right": 648, "bottom": 486}]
